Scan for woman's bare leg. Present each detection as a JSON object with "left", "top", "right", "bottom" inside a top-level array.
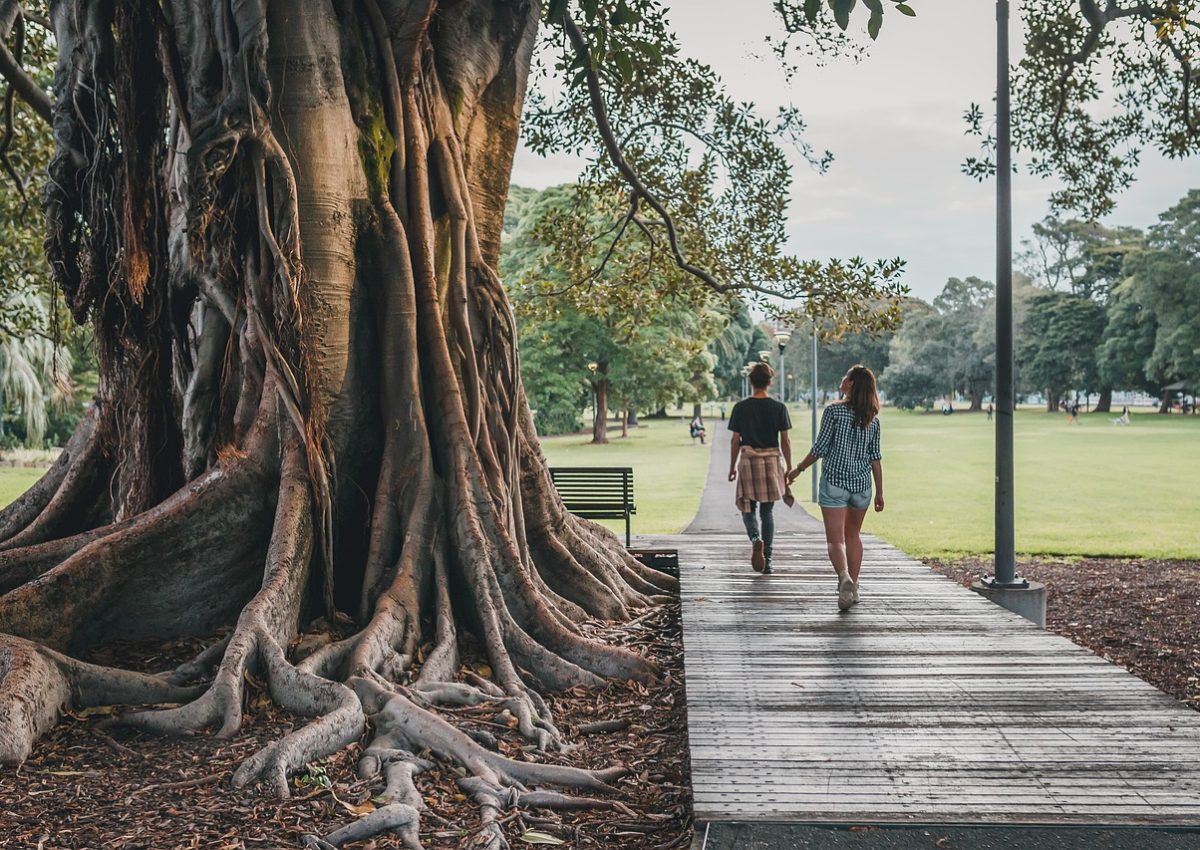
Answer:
[
  {"left": 821, "top": 507, "right": 849, "bottom": 579},
  {"left": 845, "top": 508, "right": 868, "bottom": 583}
]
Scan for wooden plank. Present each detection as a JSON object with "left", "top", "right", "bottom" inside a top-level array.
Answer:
[{"left": 658, "top": 530, "right": 1200, "bottom": 827}]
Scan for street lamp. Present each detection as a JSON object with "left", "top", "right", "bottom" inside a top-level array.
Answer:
[
  {"left": 757, "top": 350, "right": 771, "bottom": 363},
  {"left": 774, "top": 329, "right": 791, "bottom": 404},
  {"left": 985, "top": 0, "right": 1024, "bottom": 590},
  {"left": 810, "top": 322, "right": 819, "bottom": 503},
  {"left": 587, "top": 361, "right": 599, "bottom": 435}
]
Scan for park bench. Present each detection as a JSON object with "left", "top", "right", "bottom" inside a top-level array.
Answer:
[{"left": 549, "top": 466, "right": 636, "bottom": 546}]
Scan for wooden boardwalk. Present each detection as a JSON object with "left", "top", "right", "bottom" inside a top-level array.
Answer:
[{"left": 644, "top": 530, "right": 1200, "bottom": 827}]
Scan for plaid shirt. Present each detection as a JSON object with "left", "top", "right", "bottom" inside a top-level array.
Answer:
[
  {"left": 735, "top": 446, "right": 784, "bottom": 513},
  {"left": 811, "top": 403, "right": 881, "bottom": 493}
]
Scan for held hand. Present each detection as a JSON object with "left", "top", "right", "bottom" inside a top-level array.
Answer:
[
  {"left": 728, "top": 469, "right": 737, "bottom": 482},
  {"left": 874, "top": 494, "right": 885, "bottom": 513}
]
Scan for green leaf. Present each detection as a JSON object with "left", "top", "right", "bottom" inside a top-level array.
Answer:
[
  {"left": 520, "top": 831, "right": 566, "bottom": 845},
  {"left": 610, "top": 1, "right": 641, "bottom": 26},
  {"left": 895, "top": 2, "right": 916, "bottom": 16},
  {"left": 804, "top": 0, "right": 822, "bottom": 21},
  {"left": 862, "top": 0, "right": 883, "bottom": 12},
  {"left": 830, "top": 0, "right": 855, "bottom": 30},
  {"left": 546, "top": 0, "right": 569, "bottom": 22},
  {"left": 868, "top": 10, "right": 882, "bottom": 38},
  {"left": 614, "top": 50, "right": 635, "bottom": 82}
]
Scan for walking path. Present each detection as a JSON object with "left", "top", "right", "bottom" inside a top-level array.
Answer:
[{"left": 650, "top": 435, "right": 1200, "bottom": 841}]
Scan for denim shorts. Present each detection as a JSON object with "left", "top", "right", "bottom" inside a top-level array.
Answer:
[{"left": 818, "top": 477, "right": 871, "bottom": 510}]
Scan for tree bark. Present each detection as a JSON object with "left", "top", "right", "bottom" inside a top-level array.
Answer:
[
  {"left": 0, "top": 0, "right": 675, "bottom": 843},
  {"left": 1092, "top": 387, "right": 1112, "bottom": 413}
]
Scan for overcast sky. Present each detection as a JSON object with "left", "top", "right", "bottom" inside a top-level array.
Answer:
[{"left": 509, "top": 0, "right": 1191, "bottom": 303}]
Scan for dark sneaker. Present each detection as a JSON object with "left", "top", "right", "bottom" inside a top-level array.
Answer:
[
  {"left": 762, "top": 558, "right": 773, "bottom": 575},
  {"left": 751, "top": 540, "right": 765, "bottom": 572}
]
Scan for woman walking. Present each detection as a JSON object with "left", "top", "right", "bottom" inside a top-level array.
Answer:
[
  {"left": 728, "top": 363, "right": 792, "bottom": 574},
  {"left": 788, "top": 365, "right": 884, "bottom": 611}
]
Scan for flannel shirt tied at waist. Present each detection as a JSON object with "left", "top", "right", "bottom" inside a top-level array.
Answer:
[{"left": 735, "top": 445, "right": 784, "bottom": 513}]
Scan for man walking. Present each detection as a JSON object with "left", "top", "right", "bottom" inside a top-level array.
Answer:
[{"left": 728, "top": 363, "right": 792, "bottom": 574}]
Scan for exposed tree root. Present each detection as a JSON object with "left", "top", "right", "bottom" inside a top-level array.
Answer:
[{"left": 0, "top": 635, "right": 200, "bottom": 763}]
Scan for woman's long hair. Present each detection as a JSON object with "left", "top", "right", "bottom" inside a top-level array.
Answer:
[{"left": 845, "top": 364, "right": 880, "bottom": 429}]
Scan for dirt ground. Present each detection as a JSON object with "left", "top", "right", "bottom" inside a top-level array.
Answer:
[
  {"left": 927, "top": 556, "right": 1200, "bottom": 710},
  {"left": 0, "top": 604, "right": 693, "bottom": 849}
]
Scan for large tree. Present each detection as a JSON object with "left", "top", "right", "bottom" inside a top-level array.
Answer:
[{"left": 0, "top": 1, "right": 912, "bottom": 845}]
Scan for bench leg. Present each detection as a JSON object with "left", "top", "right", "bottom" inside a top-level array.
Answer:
[{"left": 625, "top": 513, "right": 631, "bottom": 548}]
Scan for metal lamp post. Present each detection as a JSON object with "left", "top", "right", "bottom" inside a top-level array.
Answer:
[
  {"left": 811, "top": 322, "right": 819, "bottom": 503},
  {"left": 587, "top": 361, "right": 599, "bottom": 435},
  {"left": 984, "top": 0, "right": 1024, "bottom": 589},
  {"left": 775, "top": 330, "right": 791, "bottom": 404}
]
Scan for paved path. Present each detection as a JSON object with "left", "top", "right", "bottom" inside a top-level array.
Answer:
[{"left": 651, "top": 433, "right": 1200, "bottom": 844}]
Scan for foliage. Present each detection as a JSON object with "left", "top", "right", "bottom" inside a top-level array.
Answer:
[
  {"left": 526, "top": 0, "right": 908, "bottom": 332},
  {"left": 1119, "top": 189, "right": 1200, "bottom": 387},
  {"left": 708, "top": 304, "right": 773, "bottom": 399},
  {"left": 963, "top": 1, "right": 1200, "bottom": 218},
  {"left": 1020, "top": 216, "right": 1145, "bottom": 303},
  {"left": 882, "top": 281, "right": 998, "bottom": 410},
  {"left": 501, "top": 184, "right": 730, "bottom": 432},
  {"left": 1017, "top": 290, "right": 1107, "bottom": 404}
]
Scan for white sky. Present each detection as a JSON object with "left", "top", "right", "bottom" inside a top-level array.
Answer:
[{"left": 509, "top": 0, "right": 1192, "bottom": 302}]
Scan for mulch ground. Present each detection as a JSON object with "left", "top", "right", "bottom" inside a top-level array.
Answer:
[
  {"left": 927, "top": 556, "right": 1200, "bottom": 710},
  {"left": 0, "top": 604, "right": 692, "bottom": 849}
]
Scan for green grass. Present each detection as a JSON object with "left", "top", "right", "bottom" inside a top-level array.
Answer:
[
  {"left": 540, "top": 418, "right": 710, "bottom": 535},
  {"left": 789, "top": 407, "right": 1200, "bottom": 559},
  {"left": 2, "top": 407, "right": 1194, "bottom": 559},
  {"left": 0, "top": 466, "right": 50, "bottom": 506}
]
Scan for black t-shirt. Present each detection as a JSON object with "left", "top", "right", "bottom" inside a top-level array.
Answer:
[{"left": 727, "top": 397, "right": 791, "bottom": 448}]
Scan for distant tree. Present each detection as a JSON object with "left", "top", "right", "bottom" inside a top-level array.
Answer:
[
  {"left": 1118, "top": 190, "right": 1200, "bottom": 408},
  {"left": 1020, "top": 218, "right": 1146, "bottom": 410},
  {"left": 934, "top": 277, "right": 995, "bottom": 410},
  {"left": 1097, "top": 279, "right": 1165, "bottom": 403},
  {"left": 1018, "top": 291, "right": 1107, "bottom": 411},
  {"left": 880, "top": 300, "right": 948, "bottom": 410},
  {"left": 709, "top": 303, "right": 772, "bottom": 399}
]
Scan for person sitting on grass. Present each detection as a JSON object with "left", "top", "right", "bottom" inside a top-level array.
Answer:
[
  {"left": 787, "top": 364, "right": 885, "bottom": 612},
  {"left": 727, "top": 363, "right": 791, "bottom": 575}
]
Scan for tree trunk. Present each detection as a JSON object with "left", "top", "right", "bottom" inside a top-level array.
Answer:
[
  {"left": 1159, "top": 395, "right": 1172, "bottom": 413},
  {"left": 968, "top": 390, "right": 982, "bottom": 412},
  {"left": 692, "top": 402, "right": 702, "bottom": 419},
  {"left": 1046, "top": 390, "right": 1059, "bottom": 412},
  {"left": 0, "top": 1, "right": 673, "bottom": 842},
  {"left": 626, "top": 405, "right": 639, "bottom": 427},
  {"left": 592, "top": 378, "right": 610, "bottom": 444}
]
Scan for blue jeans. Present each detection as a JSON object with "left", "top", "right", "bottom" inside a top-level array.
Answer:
[
  {"left": 818, "top": 477, "right": 872, "bottom": 510},
  {"left": 741, "top": 501, "right": 775, "bottom": 557}
]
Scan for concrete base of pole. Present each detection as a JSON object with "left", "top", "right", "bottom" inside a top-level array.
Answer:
[{"left": 970, "top": 579, "right": 1046, "bottom": 628}]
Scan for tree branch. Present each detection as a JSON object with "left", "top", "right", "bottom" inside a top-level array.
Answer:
[
  {"left": 559, "top": 13, "right": 781, "bottom": 300},
  {"left": 0, "top": 1, "right": 50, "bottom": 124}
]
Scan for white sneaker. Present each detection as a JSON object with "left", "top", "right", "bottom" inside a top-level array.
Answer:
[{"left": 838, "top": 576, "right": 855, "bottom": 611}]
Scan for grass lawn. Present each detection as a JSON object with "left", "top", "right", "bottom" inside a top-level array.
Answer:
[
  {"left": 539, "top": 417, "right": 709, "bottom": 536},
  {"left": 790, "top": 407, "right": 1200, "bottom": 559},
  {"left": 0, "top": 466, "right": 50, "bottom": 507}
]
